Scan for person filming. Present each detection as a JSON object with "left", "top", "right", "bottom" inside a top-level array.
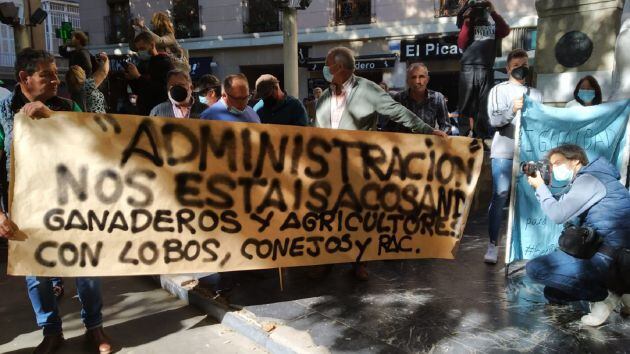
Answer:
[{"left": 525, "top": 144, "right": 630, "bottom": 326}]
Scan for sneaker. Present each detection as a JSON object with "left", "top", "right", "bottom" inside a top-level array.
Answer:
[
  {"left": 621, "top": 294, "right": 630, "bottom": 316},
  {"left": 484, "top": 243, "right": 498, "bottom": 264},
  {"left": 581, "top": 292, "right": 621, "bottom": 326}
]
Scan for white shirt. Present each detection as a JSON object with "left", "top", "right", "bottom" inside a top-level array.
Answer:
[{"left": 330, "top": 76, "right": 355, "bottom": 129}]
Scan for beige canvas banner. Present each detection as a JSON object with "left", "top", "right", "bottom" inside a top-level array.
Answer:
[{"left": 8, "top": 112, "right": 483, "bottom": 276}]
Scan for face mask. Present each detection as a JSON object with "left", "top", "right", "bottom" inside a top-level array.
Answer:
[
  {"left": 323, "top": 65, "right": 334, "bottom": 83},
  {"left": 137, "top": 50, "right": 151, "bottom": 61},
  {"left": 168, "top": 85, "right": 190, "bottom": 104},
  {"left": 553, "top": 164, "right": 574, "bottom": 182},
  {"left": 510, "top": 65, "right": 529, "bottom": 81},
  {"left": 578, "top": 89, "right": 596, "bottom": 103},
  {"left": 198, "top": 95, "right": 208, "bottom": 105},
  {"left": 229, "top": 106, "right": 246, "bottom": 115}
]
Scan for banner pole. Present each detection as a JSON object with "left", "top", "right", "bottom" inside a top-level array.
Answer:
[
  {"left": 619, "top": 107, "right": 630, "bottom": 187},
  {"left": 504, "top": 97, "right": 524, "bottom": 276},
  {"left": 278, "top": 268, "right": 284, "bottom": 292}
]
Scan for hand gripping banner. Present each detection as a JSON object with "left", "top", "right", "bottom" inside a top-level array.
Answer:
[{"left": 9, "top": 112, "right": 483, "bottom": 276}]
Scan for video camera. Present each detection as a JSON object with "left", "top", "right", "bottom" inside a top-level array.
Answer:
[{"left": 520, "top": 160, "right": 551, "bottom": 185}]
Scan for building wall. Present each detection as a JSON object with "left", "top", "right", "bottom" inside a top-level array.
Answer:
[
  {"left": 78, "top": 0, "right": 108, "bottom": 46},
  {"left": 82, "top": 0, "right": 539, "bottom": 101}
]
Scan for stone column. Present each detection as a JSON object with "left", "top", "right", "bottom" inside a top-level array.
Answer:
[
  {"left": 534, "top": 0, "right": 624, "bottom": 104},
  {"left": 611, "top": 0, "right": 630, "bottom": 100}
]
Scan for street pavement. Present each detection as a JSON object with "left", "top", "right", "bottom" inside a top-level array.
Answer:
[
  {"left": 195, "top": 211, "right": 630, "bottom": 353},
  {"left": 0, "top": 265, "right": 268, "bottom": 354}
]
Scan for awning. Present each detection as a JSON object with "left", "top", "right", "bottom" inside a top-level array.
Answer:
[{"left": 306, "top": 54, "right": 397, "bottom": 71}]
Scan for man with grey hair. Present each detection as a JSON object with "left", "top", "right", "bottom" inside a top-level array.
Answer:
[
  {"left": 316, "top": 46, "right": 446, "bottom": 136},
  {"left": 383, "top": 62, "right": 451, "bottom": 133},
  {"left": 150, "top": 69, "right": 207, "bottom": 118},
  {"left": 314, "top": 46, "right": 447, "bottom": 280}
]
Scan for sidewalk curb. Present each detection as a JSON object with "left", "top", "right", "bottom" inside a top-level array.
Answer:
[{"left": 157, "top": 274, "right": 319, "bottom": 354}]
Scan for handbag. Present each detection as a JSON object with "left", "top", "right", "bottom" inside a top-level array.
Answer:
[{"left": 558, "top": 225, "right": 602, "bottom": 259}]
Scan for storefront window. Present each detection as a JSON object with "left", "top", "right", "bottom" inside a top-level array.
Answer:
[
  {"left": 172, "top": 0, "right": 202, "bottom": 39},
  {"left": 335, "top": 0, "right": 372, "bottom": 26},
  {"left": 243, "top": 0, "right": 282, "bottom": 33},
  {"left": 434, "top": 0, "right": 465, "bottom": 17}
]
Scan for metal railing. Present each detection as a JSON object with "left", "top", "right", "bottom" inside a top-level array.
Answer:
[
  {"left": 334, "top": 0, "right": 372, "bottom": 26},
  {"left": 243, "top": 0, "right": 282, "bottom": 33},
  {"left": 433, "top": 0, "right": 465, "bottom": 18},
  {"left": 104, "top": 15, "right": 132, "bottom": 45},
  {"left": 0, "top": 53, "right": 15, "bottom": 68},
  {"left": 173, "top": 4, "right": 203, "bottom": 39}
]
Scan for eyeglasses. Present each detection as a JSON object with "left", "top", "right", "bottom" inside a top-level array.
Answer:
[{"left": 226, "top": 92, "right": 251, "bottom": 102}]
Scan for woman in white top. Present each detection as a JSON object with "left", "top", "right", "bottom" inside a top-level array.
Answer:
[{"left": 566, "top": 75, "right": 603, "bottom": 108}]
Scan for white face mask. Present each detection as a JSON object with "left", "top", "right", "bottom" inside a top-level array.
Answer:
[
  {"left": 323, "top": 65, "right": 334, "bottom": 82},
  {"left": 553, "top": 164, "right": 574, "bottom": 182}
]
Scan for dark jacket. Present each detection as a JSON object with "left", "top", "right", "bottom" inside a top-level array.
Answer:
[
  {"left": 128, "top": 53, "right": 174, "bottom": 116},
  {"left": 69, "top": 48, "right": 95, "bottom": 76},
  {"left": 149, "top": 98, "right": 206, "bottom": 119},
  {"left": 253, "top": 93, "right": 308, "bottom": 126},
  {"left": 578, "top": 157, "right": 630, "bottom": 248}
]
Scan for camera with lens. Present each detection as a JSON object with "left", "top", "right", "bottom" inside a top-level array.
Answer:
[
  {"left": 520, "top": 160, "right": 551, "bottom": 185},
  {"left": 467, "top": 0, "right": 490, "bottom": 22}
]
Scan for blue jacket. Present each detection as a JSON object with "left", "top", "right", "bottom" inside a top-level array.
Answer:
[{"left": 577, "top": 157, "right": 630, "bottom": 248}]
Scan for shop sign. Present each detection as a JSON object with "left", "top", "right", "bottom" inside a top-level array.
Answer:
[{"left": 400, "top": 36, "right": 462, "bottom": 61}]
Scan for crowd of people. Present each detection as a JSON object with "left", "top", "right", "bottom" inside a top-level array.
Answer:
[{"left": 0, "top": 3, "right": 629, "bottom": 353}]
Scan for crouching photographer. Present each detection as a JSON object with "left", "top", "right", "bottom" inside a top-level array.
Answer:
[{"left": 524, "top": 144, "right": 630, "bottom": 326}]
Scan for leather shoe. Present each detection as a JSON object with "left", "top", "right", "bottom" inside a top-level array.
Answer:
[
  {"left": 33, "top": 334, "right": 64, "bottom": 354},
  {"left": 85, "top": 326, "right": 112, "bottom": 354}
]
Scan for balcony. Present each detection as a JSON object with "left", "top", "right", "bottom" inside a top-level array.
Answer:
[
  {"left": 434, "top": 0, "right": 465, "bottom": 18},
  {"left": 104, "top": 15, "right": 132, "bottom": 45},
  {"left": 335, "top": 0, "right": 372, "bottom": 26},
  {"left": 243, "top": 0, "right": 282, "bottom": 33},
  {"left": 173, "top": 1, "right": 202, "bottom": 39}
]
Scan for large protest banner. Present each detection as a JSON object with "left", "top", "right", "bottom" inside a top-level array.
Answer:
[
  {"left": 8, "top": 112, "right": 483, "bottom": 276},
  {"left": 506, "top": 98, "right": 630, "bottom": 264}
]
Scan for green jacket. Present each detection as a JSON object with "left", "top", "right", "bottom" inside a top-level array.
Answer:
[{"left": 315, "top": 76, "right": 433, "bottom": 133}]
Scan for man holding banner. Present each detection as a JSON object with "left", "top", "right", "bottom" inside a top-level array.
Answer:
[
  {"left": 0, "top": 49, "right": 112, "bottom": 354},
  {"left": 315, "top": 46, "right": 448, "bottom": 279},
  {"left": 525, "top": 144, "right": 630, "bottom": 326},
  {"left": 485, "top": 49, "right": 542, "bottom": 264}
]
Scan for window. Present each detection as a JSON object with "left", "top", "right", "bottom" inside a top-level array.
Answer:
[
  {"left": 172, "top": 0, "right": 201, "bottom": 39},
  {"left": 512, "top": 27, "right": 537, "bottom": 51},
  {"left": 105, "top": 0, "right": 131, "bottom": 44},
  {"left": 0, "top": 22, "right": 15, "bottom": 67},
  {"left": 335, "top": 0, "right": 372, "bottom": 25},
  {"left": 243, "top": 0, "right": 281, "bottom": 33},
  {"left": 434, "top": 0, "right": 465, "bottom": 18}
]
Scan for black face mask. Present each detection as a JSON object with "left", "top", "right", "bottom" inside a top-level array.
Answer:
[
  {"left": 169, "top": 85, "right": 188, "bottom": 102},
  {"left": 511, "top": 66, "right": 530, "bottom": 81}
]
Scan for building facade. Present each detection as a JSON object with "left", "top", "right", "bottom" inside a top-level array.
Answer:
[
  {"left": 0, "top": 0, "right": 80, "bottom": 85},
  {"left": 81, "top": 0, "right": 538, "bottom": 108}
]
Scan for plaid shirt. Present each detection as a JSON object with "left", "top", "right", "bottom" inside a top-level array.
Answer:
[{"left": 381, "top": 89, "right": 451, "bottom": 132}]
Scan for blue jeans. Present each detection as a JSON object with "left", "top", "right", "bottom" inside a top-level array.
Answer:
[
  {"left": 488, "top": 158, "right": 513, "bottom": 244},
  {"left": 26, "top": 276, "right": 103, "bottom": 335},
  {"left": 526, "top": 250, "right": 613, "bottom": 303}
]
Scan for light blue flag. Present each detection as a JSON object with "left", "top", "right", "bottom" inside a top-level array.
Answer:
[{"left": 507, "top": 97, "right": 630, "bottom": 263}]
